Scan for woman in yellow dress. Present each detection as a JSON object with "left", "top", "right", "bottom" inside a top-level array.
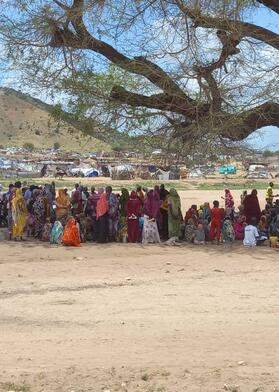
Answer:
[{"left": 12, "top": 188, "right": 27, "bottom": 240}]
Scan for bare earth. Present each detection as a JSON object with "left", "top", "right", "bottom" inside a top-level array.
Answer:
[{"left": 0, "top": 190, "right": 278, "bottom": 392}]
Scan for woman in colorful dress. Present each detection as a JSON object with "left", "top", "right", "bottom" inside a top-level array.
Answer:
[
  {"left": 55, "top": 189, "right": 71, "bottom": 225},
  {"left": 33, "top": 189, "right": 48, "bottom": 239}
]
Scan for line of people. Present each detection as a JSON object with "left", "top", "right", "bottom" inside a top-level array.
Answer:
[{"left": 0, "top": 182, "right": 278, "bottom": 248}]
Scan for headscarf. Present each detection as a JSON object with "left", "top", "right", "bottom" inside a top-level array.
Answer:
[
  {"left": 56, "top": 189, "right": 69, "bottom": 206},
  {"left": 143, "top": 190, "right": 160, "bottom": 219},
  {"left": 96, "top": 193, "right": 109, "bottom": 219}
]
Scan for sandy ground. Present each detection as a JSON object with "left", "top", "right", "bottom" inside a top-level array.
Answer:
[
  {"left": 0, "top": 189, "right": 278, "bottom": 392},
  {"left": 1, "top": 242, "right": 279, "bottom": 392}
]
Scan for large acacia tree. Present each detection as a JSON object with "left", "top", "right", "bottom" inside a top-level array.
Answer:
[{"left": 0, "top": 0, "right": 278, "bottom": 147}]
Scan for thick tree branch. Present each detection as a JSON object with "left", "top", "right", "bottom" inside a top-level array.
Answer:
[
  {"left": 172, "top": 102, "right": 279, "bottom": 141},
  {"left": 219, "top": 102, "right": 279, "bottom": 140},
  {"left": 110, "top": 85, "right": 210, "bottom": 118},
  {"left": 257, "top": 0, "right": 279, "bottom": 15},
  {"left": 49, "top": 1, "right": 192, "bottom": 103},
  {"left": 194, "top": 29, "right": 240, "bottom": 111},
  {"left": 174, "top": 0, "right": 279, "bottom": 50}
]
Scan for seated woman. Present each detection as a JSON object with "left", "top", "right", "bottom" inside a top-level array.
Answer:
[
  {"left": 184, "top": 218, "right": 196, "bottom": 243},
  {"left": 193, "top": 224, "right": 206, "bottom": 245},
  {"left": 50, "top": 221, "right": 64, "bottom": 244},
  {"left": 258, "top": 215, "right": 268, "bottom": 238},
  {"left": 62, "top": 217, "right": 81, "bottom": 247}
]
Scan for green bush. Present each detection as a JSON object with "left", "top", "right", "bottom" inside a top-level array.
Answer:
[
  {"left": 53, "top": 142, "right": 60, "bottom": 150},
  {"left": 23, "top": 142, "right": 35, "bottom": 151}
]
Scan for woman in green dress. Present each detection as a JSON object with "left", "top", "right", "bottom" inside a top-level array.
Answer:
[{"left": 168, "top": 188, "right": 182, "bottom": 239}]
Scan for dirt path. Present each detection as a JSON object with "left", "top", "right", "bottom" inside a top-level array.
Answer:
[{"left": 0, "top": 241, "right": 278, "bottom": 392}]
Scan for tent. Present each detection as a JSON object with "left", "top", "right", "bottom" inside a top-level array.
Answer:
[{"left": 219, "top": 165, "right": 236, "bottom": 174}]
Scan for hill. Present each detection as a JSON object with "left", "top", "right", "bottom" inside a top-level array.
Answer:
[{"left": 0, "top": 87, "right": 111, "bottom": 152}]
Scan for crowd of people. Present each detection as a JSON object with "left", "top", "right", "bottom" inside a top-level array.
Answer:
[{"left": 0, "top": 181, "right": 278, "bottom": 248}]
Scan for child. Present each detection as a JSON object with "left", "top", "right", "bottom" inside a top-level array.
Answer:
[
  {"left": 234, "top": 216, "right": 246, "bottom": 241},
  {"left": 193, "top": 223, "right": 206, "bottom": 245},
  {"left": 222, "top": 217, "right": 235, "bottom": 242},
  {"left": 209, "top": 200, "right": 223, "bottom": 242},
  {"left": 243, "top": 217, "right": 260, "bottom": 247}
]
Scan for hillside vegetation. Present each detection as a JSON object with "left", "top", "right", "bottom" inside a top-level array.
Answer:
[{"left": 0, "top": 88, "right": 110, "bottom": 152}]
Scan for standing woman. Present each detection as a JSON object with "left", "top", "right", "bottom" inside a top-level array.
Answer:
[
  {"left": 96, "top": 191, "right": 109, "bottom": 243},
  {"left": 119, "top": 188, "right": 129, "bottom": 218},
  {"left": 71, "top": 186, "right": 83, "bottom": 217},
  {"left": 86, "top": 186, "right": 100, "bottom": 241},
  {"left": 243, "top": 189, "right": 261, "bottom": 224},
  {"left": 223, "top": 189, "right": 234, "bottom": 217},
  {"left": 142, "top": 190, "right": 161, "bottom": 244},
  {"left": 160, "top": 189, "right": 169, "bottom": 240},
  {"left": 106, "top": 186, "right": 119, "bottom": 242},
  {"left": 11, "top": 188, "right": 27, "bottom": 240},
  {"left": 168, "top": 188, "right": 182, "bottom": 239},
  {"left": 55, "top": 189, "right": 71, "bottom": 225},
  {"left": 126, "top": 191, "right": 142, "bottom": 243},
  {"left": 33, "top": 189, "right": 48, "bottom": 239}
]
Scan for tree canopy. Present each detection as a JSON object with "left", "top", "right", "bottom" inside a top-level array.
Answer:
[{"left": 0, "top": 0, "right": 278, "bottom": 149}]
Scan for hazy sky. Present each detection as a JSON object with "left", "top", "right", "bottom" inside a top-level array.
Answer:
[{"left": 246, "top": 6, "right": 279, "bottom": 151}]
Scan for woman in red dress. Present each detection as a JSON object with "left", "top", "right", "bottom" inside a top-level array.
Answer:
[{"left": 126, "top": 191, "right": 142, "bottom": 243}]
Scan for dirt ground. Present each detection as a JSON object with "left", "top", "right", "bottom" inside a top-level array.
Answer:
[{"left": 0, "top": 189, "right": 278, "bottom": 392}]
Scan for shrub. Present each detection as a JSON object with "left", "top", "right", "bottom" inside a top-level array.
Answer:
[{"left": 23, "top": 142, "right": 35, "bottom": 151}]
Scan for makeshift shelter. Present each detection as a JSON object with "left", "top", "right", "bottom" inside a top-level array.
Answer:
[
  {"left": 111, "top": 165, "right": 135, "bottom": 180},
  {"left": 169, "top": 165, "right": 180, "bottom": 180}
]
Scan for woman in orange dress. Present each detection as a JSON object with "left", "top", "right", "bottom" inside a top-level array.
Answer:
[{"left": 62, "top": 217, "right": 81, "bottom": 247}]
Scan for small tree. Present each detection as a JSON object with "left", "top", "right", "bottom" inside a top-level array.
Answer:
[
  {"left": 263, "top": 150, "right": 274, "bottom": 158},
  {"left": 23, "top": 142, "right": 34, "bottom": 151},
  {"left": 53, "top": 142, "right": 60, "bottom": 150}
]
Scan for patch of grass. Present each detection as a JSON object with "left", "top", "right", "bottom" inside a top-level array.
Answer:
[
  {"left": 0, "top": 177, "right": 276, "bottom": 192},
  {"left": 197, "top": 181, "right": 278, "bottom": 190},
  {"left": 3, "top": 382, "right": 30, "bottom": 392},
  {"left": 141, "top": 373, "right": 149, "bottom": 381}
]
